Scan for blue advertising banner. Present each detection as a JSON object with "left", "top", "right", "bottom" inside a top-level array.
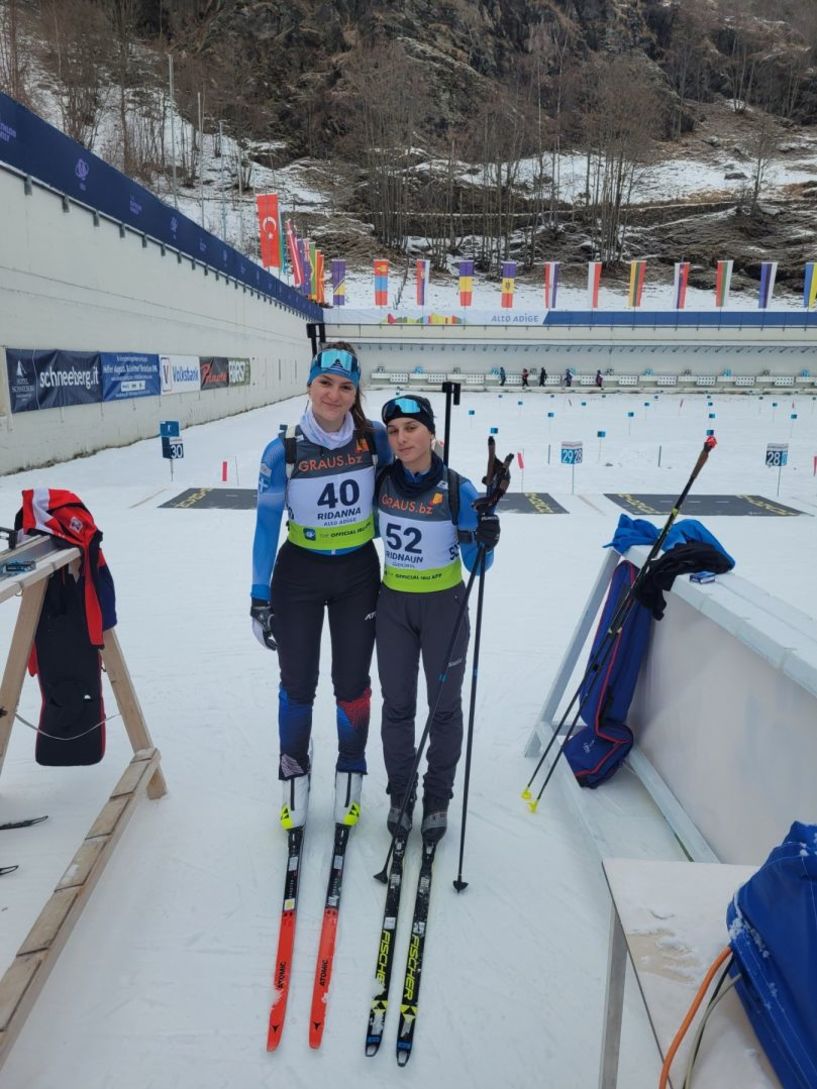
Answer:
[
  {"left": 0, "top": 92, "right": 321, "bottom": 322},
  {"left": 6, "top": 348, "right": 101, "bottom": 412},
  {"left": 100, "top": 352, "right": 160, "bottom": 401}
]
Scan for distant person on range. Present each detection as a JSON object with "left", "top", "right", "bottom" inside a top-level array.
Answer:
[
  {"left": 375, "top": 396, "right": 501, "bottom": 844},
  {"left": 539, "top": 367, "right": 547, "bottom": 387},
  {"left": 595, "top": 369, "right": 603, "bottom": 389},
  {"left": 250, "top": 342, "right": 392, "bottom": 833},
  {"left": 499, "top": 366, "right": 507, "bottom": 387},
  {"left": 564, "top": 368, "right": 572, "bottom": 388},
  {"left": 521, "top": 368, "right": 530, "bottom": 388}
]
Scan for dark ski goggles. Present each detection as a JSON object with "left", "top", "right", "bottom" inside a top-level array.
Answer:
[{"left": 382, "top": 396, "right": 435, "bottom": 432}]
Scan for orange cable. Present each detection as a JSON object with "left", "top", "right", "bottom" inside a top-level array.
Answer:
[{"left": 658, "top": 945, "right": 732, "bottom": 1089}]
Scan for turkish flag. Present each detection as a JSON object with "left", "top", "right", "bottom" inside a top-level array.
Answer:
[{"left": 256, "top": 194, "right": 282, "bottom": 269}]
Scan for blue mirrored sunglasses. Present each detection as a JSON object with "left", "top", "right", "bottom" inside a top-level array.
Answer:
[
  {"left": 314, "top": 348, "right": 359, "bottom": 375},
  {"left": 383, "top": 397, "right": 425, "bottom": 421}
]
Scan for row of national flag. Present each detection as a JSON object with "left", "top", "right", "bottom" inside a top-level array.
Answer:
[{"left": 254, "top": 200, "right": 817, "bottom": 309}]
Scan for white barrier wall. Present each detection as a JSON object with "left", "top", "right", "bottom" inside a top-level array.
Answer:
[
  {"left": 324, "top": 320, "right": 817, "bottom": 382},
  {"left": 627, "top": 546, "right": 817, "bottom": 865},
  {"left": 0, "top": 167, "right": 313, "bottom": 472}
]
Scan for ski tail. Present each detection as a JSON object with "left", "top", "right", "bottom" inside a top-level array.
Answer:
[
  {"left": 266, "top": 825, "right": 304, "bottom": 1051},
  {"left": 365, "top": 832, "right": 408, "bottom": 1056},
  {"left": 396, "top": 838, "right": 437, "bottom": 1066}
]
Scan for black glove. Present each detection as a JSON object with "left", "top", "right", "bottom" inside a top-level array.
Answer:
[
  {"left": 475, "top": 513, "right": 500, "bottom": 550},
  {"left": 250, "top": 598, "right": 277, "bottom": 650}
]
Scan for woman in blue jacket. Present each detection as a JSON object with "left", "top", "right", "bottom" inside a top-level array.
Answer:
[
  {"left": 250, "top": 344, "right": 391, "bottom": 831},
  {"left": 374, "top": 396, "right": 500, "bottom": 843}
]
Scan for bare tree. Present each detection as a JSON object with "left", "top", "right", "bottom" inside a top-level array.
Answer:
[
  {"left": 747, "top": 112, "right": 777, "bottom": 210},
  {"left": 579, "top": 56, "right": 663, "bottom": 265},
  {"left": 102, "top": 0, "right": 139, "bottom": 173},
  {"left": 664, "top": 0, "right": 713, "bottom": 136},
  {"left": 39, "top": 0, "right": 110, "bottom": 148},
  {"left": 340, "top": 42, "right": 433, "bottom": 251},
  {"left": 0, "top": 0, "right": 31, "bottom": 104}
]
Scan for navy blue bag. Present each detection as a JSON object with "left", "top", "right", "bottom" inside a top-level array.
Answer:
[
  {"left": 726, "top": 822, "right": 817, "bottom": 1089},
  {"left": 563, "top": 561, "right": 652, "bottom": 787}
]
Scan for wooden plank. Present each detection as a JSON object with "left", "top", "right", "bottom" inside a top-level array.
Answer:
[
  {"left": 110, "top": 748, "right": 156, "bottom": 797},
  {"left": 0, "top": 748, "right": 162, "bottom": 1070},
  {"left": 0, "top": 580, "right": 47, "bottom": 777},
  {"left": 17, "top": 888, "right": 80, "bottom": 956},
  {"left": 101, "top": 631, "right": 167, "bottom": 800},
  {"left": 0, "top": 954, "right": 45, "bottom": 1033},
  {"left": 56, "top": 837, "right": 107, "bottom": 890},
  {"left": 87, "top": 795, "right": 129, "bottom": 839}
]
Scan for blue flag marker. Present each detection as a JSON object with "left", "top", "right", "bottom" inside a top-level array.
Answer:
[
  {"left": 708, "top": 413, "right": 716, "bottom": 419},
  {"left": 490, "top": 427, "right": 498, "bottom": 434},
  {"left": 468, "top": 409, "right": 475, "bottom": 416},
  {"left": 706, "top": 428, "right": 715, "bottom": 436}
]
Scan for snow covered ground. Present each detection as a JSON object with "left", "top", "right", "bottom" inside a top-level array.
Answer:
[{"left": 0, "top": 388, "right": 815, "bottom": 1089}]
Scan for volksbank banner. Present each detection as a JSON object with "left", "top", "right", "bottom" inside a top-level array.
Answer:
[
  {"left": 0, "top": 91, "right": 321, "bottom": 322},
  {"left": 6, "top": 348, "right": 101, "bottom": 412},
  {"left": 160, "top": 354, "right": 201, "bottom": 394},
  {"left": 228, "top": 357, "right": 251, "bottom": 386},
  {"left": 101, "top": 352, "right": 160, "bottom": 401}
]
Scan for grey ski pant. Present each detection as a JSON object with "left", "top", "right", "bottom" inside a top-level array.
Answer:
[{"left": 376, "top": 582, "right": 470, "bottom": 803}]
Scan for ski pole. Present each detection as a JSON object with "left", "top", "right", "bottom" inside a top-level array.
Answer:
[
  {"left": 441, "top": 381, "right": 461, "bottom": 467},
  {"left": 453, "top": 547, "right": 487, "bottom": 893},
  {"left": 521, "top": 436, "right": 717, "bottom": 808}
]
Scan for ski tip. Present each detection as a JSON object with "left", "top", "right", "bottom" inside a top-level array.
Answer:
[
  {"left": 373, "top": 868, "right": 389, "bottom": 884},
  {"left": 520, "top": 788, "right": 531, "bottom": 800},
  {"left": 309, "top": 1021, "right": 324, "bottom": 1049},
  {"left": 527, "top": 800, "right": 539, "bottom": 814},
  {"left": 452, "top": 878, "right": 469, "bottom": 893},
  {"left": 365, "top": 1040, "right": 381, "bottom": 1058},
  {"left": 396, "top": 1047, "right": 411, "bottom": 1067}
]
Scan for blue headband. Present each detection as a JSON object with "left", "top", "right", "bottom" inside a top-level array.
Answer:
[{"left": 308, "top": 348, "right": 360, "bottom": 386}]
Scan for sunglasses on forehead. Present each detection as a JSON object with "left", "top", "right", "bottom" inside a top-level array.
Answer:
[
  {"left": 382, "top": 396, "right": 431, "bottom": 421},
  {"left": 313, "top": 348, "right": 360, "bottom": 375}
]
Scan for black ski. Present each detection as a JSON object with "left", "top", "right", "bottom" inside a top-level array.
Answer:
[
  {"left": 365, "top": 832, "right": 408, "bottom": 1056},
  {"left": 396, "top": 838, "right": 438, "bottom": 1066},
  {"left": 309, "top": 823, "right": 352, "bottom": 1048},
  {"left": 0, "top": 815, "right": 48, "bottom": 831},
  {"left": 0, "top": 865, "right": 18, "bottom": 876}
]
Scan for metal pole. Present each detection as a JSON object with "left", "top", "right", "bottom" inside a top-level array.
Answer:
[
  {"left": 197, "top": 91, "right": 204, "bottom": 227},
  {"left": 658, "top": 444, "right": 662, "bottom": 467},
  {"left": 167, "top": 54, "right": 178, "bottom": 208},
  {"left": 237, "top": 145, "right": 244, "bottom": 252},
  {"left": 219, "top": 120, "right": 227, "bottom": 239},
  {"left": 777, "top": 463, "right": 782, "bottom": 497},
  {"left": 571, "top": 461, "right": 575, "bottom": 495}
]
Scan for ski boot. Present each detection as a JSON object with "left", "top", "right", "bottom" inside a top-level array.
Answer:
[
  {"left": 420, "top": 795, "right": 449, "bottom": 844},
  {"left": 387, "top": 782, "right": 416, "bottom": 838},
  {"left": 334, "top": 770, "right": 363, "bottom": 826}
]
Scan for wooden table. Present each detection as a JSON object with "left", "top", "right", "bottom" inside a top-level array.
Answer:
[{"left": 599, "top": 858, "right": 781, "bottom": 1089}]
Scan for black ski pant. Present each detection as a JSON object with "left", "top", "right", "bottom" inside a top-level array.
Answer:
[
  {"left": 270, "top": 541, "right": 380, "bottom": 779},
  {"left": 376, "top": 582, "right": 470, "bottom": 805}
]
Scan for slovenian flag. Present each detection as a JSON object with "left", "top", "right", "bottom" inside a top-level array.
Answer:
[
  {"left": 331, "top": 259, "right": 346, "bottom": 307},
  {"left": 758, "top": 261, "right": 777, "bottom": 309},
  {"left": 627, "top": 259, "right": 646, "bottom": 308},
  {"left": 673, "top": 262, "right": 689, "bottom": 309},
  {"left": 543, "top": 262, "right": 559, "bottom": 309},
  {"left": 715, "top": 259, "right": 733, "bottom": 308},
  {"left": 458, "top": 260, "right": 474, "bottom": 307},
  {"left": 374, "top": 259, "right": 389, "bottom": 306},
  {"left": 587, "top": 261, "right": 602, "bottom": 309},
  {"left": 416, "top": 259, "right": 430, "bottom": 307},
  {"left": 500, "top": 261, "right": 516, "bottom": 309},
  {"left": 804, "top": 262, "right": 817, "bottom": 309}
]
